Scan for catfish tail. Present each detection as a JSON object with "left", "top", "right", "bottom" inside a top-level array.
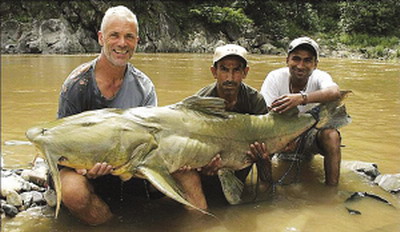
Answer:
[{"left": 310, "top": 90, "right": 352, "bottom": 129}]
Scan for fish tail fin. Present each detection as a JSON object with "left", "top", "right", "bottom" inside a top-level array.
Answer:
[
  {"left": 218, "top": 169, "right": 244, "bottom": 205},
  {"left": 44, "top": 149, "right": 62, "bottom": 218},
  {"left": 312, "top": 90, "right": 352, "bottom": 129},
  {"left": 138, "top": 166, "right": 214, "bottom": 217}
]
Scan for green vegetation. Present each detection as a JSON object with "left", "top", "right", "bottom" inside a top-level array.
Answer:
[
  {"left": 338, "top": 34, "right": 400, "bottom": 59},
  {"left": 190, "top": 6, "right": 252, "bottom": 27},
  {"left": 339, "top": 0, "right": 400, "bottom": 36},
  {"left": 187, "top": 0, "right": 400, "bottom": 59},
  {"left": 189, "top": 5, "right": 253, "bottom": 40},
  {"left": 1, "top": 0, "right": 399, "bottom": 59},
  {"left": 339, "top": 34, "right": 399, "bottom": 48}
]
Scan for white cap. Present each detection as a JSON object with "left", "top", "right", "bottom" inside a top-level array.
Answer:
[
  {"left": 213, "top": 44, "right": 248, "bottom": 66},
  {"left": 288, "top": 37, "right": 320, "bottom": 60}
]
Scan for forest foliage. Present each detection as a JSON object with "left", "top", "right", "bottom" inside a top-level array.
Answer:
[
  {"left": 1, "top": 0, "right": 399, "bottom": 58},
  {"left": 189, "top": 0, "right": 400, "bottom": 58}
]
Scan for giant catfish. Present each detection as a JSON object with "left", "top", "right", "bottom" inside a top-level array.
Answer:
[{"left": 26, "top": 91, "right": 351, "bottom": 218}]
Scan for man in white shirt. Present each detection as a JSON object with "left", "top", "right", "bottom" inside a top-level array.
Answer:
[{"left": 260, "top": 37, "right": 342, "bottom": 186}]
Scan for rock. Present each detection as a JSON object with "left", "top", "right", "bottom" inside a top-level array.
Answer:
[
  {"left": 342, "top": 160, "right": 400, "bottom": 194},
  {"left": 21, "top": 158, "right": 49, "bottom": 187},
  {"left": 43, "top": 188, "right": 57, "bottom": 207},
  {"left": 31, "top": 191, "right": 45, "bottom": 205},
  {"left": 1, "top": 16, "right": 99, "bottom": 54},
  {"left": 1, "top": 203, "right": 19, "bottom": 217},
  {"left": 1, "top": 169, "right": 13, "bottom": 177},
  {"left": 341, "top": 160, "right": 380, "bottom": 180},
  {"left": 374, "top": 174, "right": 400, "bottom": 193},
  {"left": 2, "top": 169, "right": 44, "bottom": 196},
  {"left": 259, "top": 43, "right": 282, "bottom": 55},
  {"left": 1, "top": 19, "right": 21, "bottom": 54},
  {"left": 4, "top": 190, "right": 22, "bottom": 207},
  {"left": 187, "top": 31, "right": 208, "bottom": 53},
  {"left": 1, "top": 172, "right": 28, "bottom": 196},
  {"left": 344, "top": 191, "right": 394, "bottom": 215},
  {"left": 0, "top": 160, "right": 53, "bottom": 217},
  {"left": 22, "top": 205, "right": 54, "bottom": 218},
  {"left": 20, "top": 169, "right": 47, "bottom": 187},
  {"left": 39, "top": 18, "right": 86, "bottom": 54},
  {"left": 20, "top": 192, "right": 33, "bottom": 209},
  {"left": 11, "top": 168, "right": 25, "bottom": 176}
]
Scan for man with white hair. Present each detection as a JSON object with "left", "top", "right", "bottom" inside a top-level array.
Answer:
[
  {"left": 57, "top": 6, "right": 157, "bottom": 225},
  {"left": 260, "top": 37, "right": 342, "bottom": 186}
]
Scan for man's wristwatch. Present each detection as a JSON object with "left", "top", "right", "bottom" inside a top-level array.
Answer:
[{"left": 300, "top": 91, "right": 308, "bottom": 105}]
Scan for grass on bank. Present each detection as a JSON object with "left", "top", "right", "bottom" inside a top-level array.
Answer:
[{"left": 319, "top": 33, "right": 400, "bottom": 60}]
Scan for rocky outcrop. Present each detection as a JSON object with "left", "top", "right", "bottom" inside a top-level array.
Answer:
[
  {"left": 1, "top": 1, "right": 101, "bottom": 54},
  {"left": 3, "top": 1, "right": 393, "bottom": 59},
  {"left": 0, "top": 1, "right": 284, "bottom": 55},
  {"left": 3, "top": 17, "right": 99, "bottom": 54}
]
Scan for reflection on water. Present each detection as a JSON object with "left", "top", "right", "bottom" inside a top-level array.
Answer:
[{"left": 1, "top": 54, "right": 400, "bottom": 232}]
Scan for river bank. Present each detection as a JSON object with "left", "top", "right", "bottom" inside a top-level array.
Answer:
[{"left": 1, "top": 1, "right": 399, "bottom": 60}]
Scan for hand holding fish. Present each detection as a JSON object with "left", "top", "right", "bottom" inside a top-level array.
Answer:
[
  {"left": 247, "top": 142, "right": 270, "bottom": 162},
  {"left": 271, "top": 94, "right": 304, "bottom": 114},
  {"left": 197, "top": 154, "right": 223, "bottom": 176},
  {"left": 176, "top": 154, "right": 223, "bottom": 176},
  {"left": 75, "top": 162, "right": 113, "bottom": 179}
]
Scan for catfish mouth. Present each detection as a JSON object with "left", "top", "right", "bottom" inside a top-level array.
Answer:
[
  {"left": 56, "top": 156, "right": 123, "bottom": 171},
  {"left": 26, "top": 127, "right": 47, "bottom": 141}
]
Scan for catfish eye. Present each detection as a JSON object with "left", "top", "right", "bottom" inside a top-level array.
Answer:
[
  {"left": 58, "top": 156, "right": 68, "bottom": 163},
  {"left": 41, "top": 128, "right": 48, "bottom": 135}
]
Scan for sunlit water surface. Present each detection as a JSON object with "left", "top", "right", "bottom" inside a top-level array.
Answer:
[{"left": 1, "top": 54, "right": 399, "bottom": 232}]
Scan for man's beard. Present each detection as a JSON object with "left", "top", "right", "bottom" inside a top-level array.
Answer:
[
  {"left": 221, "top": 80, "right": 239, "bottom": 96},
  {"left": 222, "top": 80, "right": 238, "bottom": 87}
]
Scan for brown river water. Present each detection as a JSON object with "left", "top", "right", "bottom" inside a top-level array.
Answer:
[{"left": 1, "top": 54, "right": 399, "bottom": 232}]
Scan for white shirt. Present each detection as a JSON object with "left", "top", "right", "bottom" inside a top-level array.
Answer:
[{"left": 260, "top": 67, "right": 337, "bottom": 113}]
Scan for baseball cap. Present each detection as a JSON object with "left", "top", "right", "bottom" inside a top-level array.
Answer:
[
  {"left": 213, "top": 44, "right": 248, "bottom": 66},
  {"left": 288, "top": 37, "right": 320, "bottom": 60}
]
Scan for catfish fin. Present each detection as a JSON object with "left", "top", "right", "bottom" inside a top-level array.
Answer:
[
  {"left": 312, "top": 90, "right": 352, "bottom": 129},
  {"left": 218, "top": 168, "right": 244, "bottom": 205},
  {"left": 112, "top": 143, "right": 155, "bottom": 181},
  {"left": 175, "top": 95, "right": 229, "bottom": 118},
  {"left": 44, "top": 149, "right": 62, "bottom": 218},
  {"left": 138, "top": 166, "right": 213, "bottom": 216}
]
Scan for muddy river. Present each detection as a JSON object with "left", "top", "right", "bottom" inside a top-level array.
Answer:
[{"left": 1, "top": 54, "right": 399, "bottom": 232}]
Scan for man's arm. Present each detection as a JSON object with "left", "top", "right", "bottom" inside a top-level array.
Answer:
[{"left": 271, "top": 85, "right": 340, "bottom": 114}]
